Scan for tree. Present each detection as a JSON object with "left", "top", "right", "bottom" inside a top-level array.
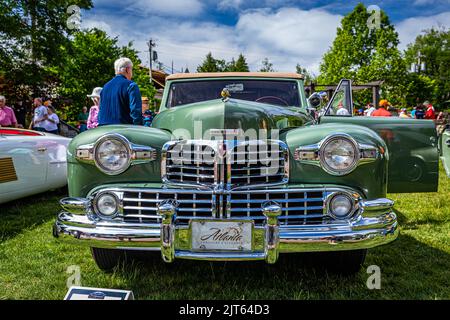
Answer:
[
  {"left": 197, "top": 52, "right": 223, "bottom": 72},
  {"left": 56, "top": 29, "right": 156, "bottom": 120},
  {"left": 197, "top": 52, "right": 250, "bottom": 72},
  {"left": 230, "top": 54, "right": 249, "bottom": 72},
  {"left": 318, "top": 3, "right": 407, "bottom": 105},
  {"left": 405, "top": 27, "right": 450, "bottom": 104},
  {"left": 259, "top": 58, "right": 275, "bottom": 72},
  {"left": 296, "top": 64, "right": 313, "bottom": 84},
  {"left": 0, "top": 0, "right": 93, "bottom": 97}
]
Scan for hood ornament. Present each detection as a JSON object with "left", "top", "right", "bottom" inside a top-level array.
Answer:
[{"left": 221, "top": 88, "right": 230, "bottom": 101}]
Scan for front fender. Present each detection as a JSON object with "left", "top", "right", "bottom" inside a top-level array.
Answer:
[
  {"left": 282, "top": 123, "right": 388, "bottom": 199},
  {"left": 67, "top": 125, "right": 172, "bottom": 197}
]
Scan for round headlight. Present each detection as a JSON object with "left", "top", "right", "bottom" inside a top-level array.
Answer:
[
  {"left": 320, "top": 135, "right": 359, "bottom": 175},
  {"left": 94, "top": 192, "right": 119, "bottom": 218},
  {"left": 94, "top": 134, "right": 131, "bottom": 175},
  {"left": 329, "top": 193, "right": 354, "bottom": 219}
]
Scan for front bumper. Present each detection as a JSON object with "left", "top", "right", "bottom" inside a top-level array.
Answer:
[{"left": 53, "top": 196, "right": 398, "bottom": 264}]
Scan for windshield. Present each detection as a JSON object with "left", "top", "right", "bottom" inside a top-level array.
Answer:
[{"left": 166, "top": 79, "right": 301, "bottom": 108}]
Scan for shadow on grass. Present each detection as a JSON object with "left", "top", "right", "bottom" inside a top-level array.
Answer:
[
  {"left": 0, "top": 187, "right": 67, "bottom": 242},
  {"left": 106, "top": 217, "right": 449, "bottom": 299}
]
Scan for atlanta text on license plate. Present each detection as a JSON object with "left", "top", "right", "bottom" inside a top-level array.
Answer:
[{"left": 191, "top": 221, "right": 252, "bottom": 251}]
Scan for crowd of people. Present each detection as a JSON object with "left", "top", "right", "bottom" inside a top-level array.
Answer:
[
  {"left": 1, "top": 59, "right": 448, "bottom": 135},
  {"left": 358, "top": 99, "right": 444, "bottom": 120},
  {"left": 0, "top": 57, "right": 157, "bottom": 133}
]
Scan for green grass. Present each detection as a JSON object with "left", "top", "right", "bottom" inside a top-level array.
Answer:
[{"left": 0, "top": 168, "right": 449, "bottom": 300}]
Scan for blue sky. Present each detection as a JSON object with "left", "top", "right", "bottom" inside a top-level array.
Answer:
[{"left": 82, "top": 0, "right": 450, "bottom": 74}]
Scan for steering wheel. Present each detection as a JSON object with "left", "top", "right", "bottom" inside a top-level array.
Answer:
[{"left": 255, "top": 96, "right": 289, "bottom": 106}]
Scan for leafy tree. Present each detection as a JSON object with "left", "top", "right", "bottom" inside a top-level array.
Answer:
[
  {"left": 229, "top": 54, "right": 249, "bottom": 72},
  {"left": 0, "top": 0, "right": 93, "bottom": 98},
  {"left": 197, "top": 52, "right": 223, "bottom": 72},
  {"left": 56, "top": 29, "right": 156, "bottom": 120},
  {"left": 405, "top": 27, "right": 450, "bottom": 104},
  {"left": 318, "top": 3, "right": 407, "bottom": 105},
  {"left": 296, "top": 64, "right": 314, "bottom": 84},
  {"left": 198, "top": 52, "right": 250, "bottom": 72},
  {"left": 259, "top": 57, "right": 275, "bottom": 72}
]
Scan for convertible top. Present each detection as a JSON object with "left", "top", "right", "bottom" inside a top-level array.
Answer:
[{"left": 166, "top": 72, "right": 304, "bottom": 81}]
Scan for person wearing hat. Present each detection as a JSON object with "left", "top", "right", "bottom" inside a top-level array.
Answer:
[
  {"left": 87, "top": 87, "right": 102, "bottom": 129},
  {"left": 372, "top": 99, "right": 392, "bottom": 117},
  {"left": 399, "top": 108, "right": 410, "bottom": 118}
]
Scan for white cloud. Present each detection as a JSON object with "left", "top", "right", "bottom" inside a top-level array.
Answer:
[
  {"left": 92, "top": 0, "right": 203, "bottom": 17},
  {"left": 395, "top": 11, "right": 450, "bottom": 50},
  {"left": 82, "top": 5, "right": 449, "bottom": 75},
  {"left": 83, "top": 7, "right": 342, "bottom": 74}
]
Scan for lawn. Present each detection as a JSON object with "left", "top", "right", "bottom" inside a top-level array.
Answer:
[{"left": 0, "top": 166, "right": 449, "bottom": 300}]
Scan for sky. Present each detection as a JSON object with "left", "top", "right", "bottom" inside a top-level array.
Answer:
[{"left": 81, "top": 0, "right": 450, "bottom": 75}]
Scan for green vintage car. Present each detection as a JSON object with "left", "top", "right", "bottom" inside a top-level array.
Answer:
[{"left": 53, "top": 72, "right": 442, "bottom": 274}]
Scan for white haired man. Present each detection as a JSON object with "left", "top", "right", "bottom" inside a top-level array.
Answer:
[
  {"left": 98, "top": 57, "right": 143, "bottom": 125},
  {"left": 0, "top": 96, "right": 18, "bottom": 128}
]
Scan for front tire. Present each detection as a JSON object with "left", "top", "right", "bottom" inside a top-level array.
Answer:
[
  {"left": 91, "top": 247, "right": 127, "bottom": 272},
  {"left": 322, "top": 249, "right": 367, "bottom": 275}
]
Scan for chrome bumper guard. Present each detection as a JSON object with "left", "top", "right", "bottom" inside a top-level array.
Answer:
[{"left": 53, "top": 193, "right": 398, "bottom": 264}]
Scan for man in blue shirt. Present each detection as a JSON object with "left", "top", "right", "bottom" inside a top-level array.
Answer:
[{"left": 98, "top": 57, "right": 143, "bottom": 125}]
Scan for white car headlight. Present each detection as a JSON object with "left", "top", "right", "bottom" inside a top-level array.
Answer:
[
  {"left": 319, "top": 135, "right": 359, "bottom": 175},
  {"left": 329, "top": 193, "right": 354, "bottom": 219},
  {"left": 94, "top": 192, "right": 119, "bottom": 218},
  {"left": 94, "top": 134, "right": 131, "bottom": 175}
]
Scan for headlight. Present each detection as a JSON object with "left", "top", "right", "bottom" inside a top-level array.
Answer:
[
  {"left": 94, "top": 134, "right": 131, "bottom": 175},
  {"left": 328, "top": 193, "right": 355, "bottom": 219},
  {"left": 94, "top": 192, "right": 119, "bottom": 218},
  {"left": 319, "top": 134, "right": 359, "bottom": 175}
]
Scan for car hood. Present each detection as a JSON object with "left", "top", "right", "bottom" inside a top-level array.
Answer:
[{"left": 152, "top": 98, "right": 308, "bottom": 140}]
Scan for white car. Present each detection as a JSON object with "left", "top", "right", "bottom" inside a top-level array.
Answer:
[{"left": 0, "top": 128, "right": 71, "bottom": 204}]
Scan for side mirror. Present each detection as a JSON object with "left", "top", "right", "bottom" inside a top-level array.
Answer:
[{"left": 308, "top": 93, "right": 322, "bottom": 109}]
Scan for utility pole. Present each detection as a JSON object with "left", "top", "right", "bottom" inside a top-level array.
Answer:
[
  {"left": 171, "top": 60, "right": 174, "bottom": 74},
  {"left": 147, "top": 39, "right": 156, "bottom": 84}
]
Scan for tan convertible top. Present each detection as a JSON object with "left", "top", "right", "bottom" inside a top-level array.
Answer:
[{"left": 166, "top": 72, "right": 304, "bottom": 81}]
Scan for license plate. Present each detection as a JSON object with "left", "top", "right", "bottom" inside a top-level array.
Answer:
[{"left": 191, "top": 221, "right": 252, "bottom": 251}]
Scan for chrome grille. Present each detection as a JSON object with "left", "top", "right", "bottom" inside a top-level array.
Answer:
[
  {"left": 229, "top": 140, "right": 288, "bottom": 186},
  {"left": 228, "top": 190, "right": 326, "bottom": 225},
  {"left": 162, "top": 141, "right": 218, "bottom": 186},
  {"left": 121, "top": 189, "right": 215, "bottom": 224},
  {"left": 117, "top": 188, "right": 327, "bottom": 226},
  {"left": 162, "top": 140, "right": 288, "bottom": 188}
]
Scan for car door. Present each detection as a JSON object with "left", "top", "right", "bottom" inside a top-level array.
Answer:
[
  {"left": 440, "top": 128, "right": 450, "bottom": 177},
  {"left": 0, "top": 135, "right": 48, "bottom": 203},
  {"left": 319, "top": 79, "right": 439, "bottom": 193}
]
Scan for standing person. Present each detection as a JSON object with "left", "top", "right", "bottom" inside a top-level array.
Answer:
[
  {"left": 29, "top": 98, "right": 48, "bottom": 131},
  {"left": 424, "top": 101, "right": 436, "bottom": 120},
  {"left": 415, "top": 104, "right": 425, "bottom": 119},
  {"left": 12, "top": 100, "right": 26, "bottom": 128},
  {"left": 364, "top": 103, "right": 376, "bottom": 116},
  {"left": 43, "top": 105, "right": 60, "bottom": 134},
  {"left": 98, "top": 57, "right": 143, "bottom": 126},
  {"left": 372, "top": 99, "right": 392, "bottom": 117},
  {"left": 410, "top": 106, "right": 417, "bottom": 119},
  {"left": 78, "top": 106, "right": 89, "bottom": 132},
  {"left": 87, "top": 87, "right": 102, "bottom": 129},
  {"left": 0, "top": 95, "right": 18, "bottom": 128}
]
